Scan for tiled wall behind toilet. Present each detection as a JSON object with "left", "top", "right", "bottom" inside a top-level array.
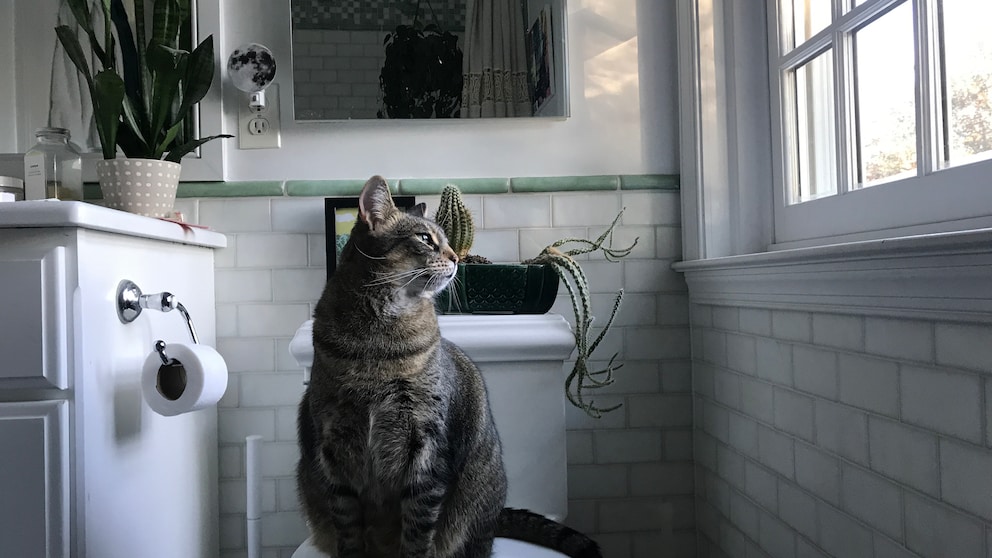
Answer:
[
  {"left": 182, "top": 188, "right": 694, "bottom": 558},
  {"left": 691, "top": 305, "right": 992, "bottom": 558}
]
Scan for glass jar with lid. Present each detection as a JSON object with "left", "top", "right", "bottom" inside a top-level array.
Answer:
[
  {"left": 0, "top": 176, "right": 24, "bottom": 201},
  {"left": 23, "top": 127, "right": 84, "bottom": 201}
]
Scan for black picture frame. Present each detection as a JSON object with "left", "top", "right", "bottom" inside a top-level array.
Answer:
[{"left": 324, "top": 196, "right": 416, "bottom": 279}]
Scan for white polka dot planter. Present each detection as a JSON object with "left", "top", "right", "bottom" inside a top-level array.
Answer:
[{"left": 96, "top": 158, "right": 181, "bottom": 218}]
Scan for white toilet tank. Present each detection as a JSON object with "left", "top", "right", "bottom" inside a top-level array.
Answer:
[{"left": 289, "top": 313, "right": 575, "bottom": 521}]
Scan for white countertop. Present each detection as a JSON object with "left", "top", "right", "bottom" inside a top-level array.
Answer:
[{"left": 0, "top": 200, "right": 227, "bottom": 248}]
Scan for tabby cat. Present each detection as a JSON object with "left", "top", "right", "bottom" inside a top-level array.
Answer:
[{"left": 296, "top": 176, "right": 601, "bottom": 558}]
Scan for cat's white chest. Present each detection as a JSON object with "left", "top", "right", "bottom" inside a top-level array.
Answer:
[
  {"left": 365, "top": 404, "right": 411, "bottom": 485},
  {"left": 365, "top": 401, "right": 437, "bottom": 489}
]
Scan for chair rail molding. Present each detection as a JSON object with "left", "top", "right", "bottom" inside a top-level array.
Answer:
[{"left": 673, "top": 228, "right": 992, "bottom": 324}]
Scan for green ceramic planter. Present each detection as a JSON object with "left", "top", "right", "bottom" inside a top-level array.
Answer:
[{"left": 436, "top": 263, "right": 559, "bottom": 314}]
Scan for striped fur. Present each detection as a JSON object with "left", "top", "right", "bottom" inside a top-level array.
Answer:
[{"left": 297, "top": 176, "right": 601, "bottom": 558}]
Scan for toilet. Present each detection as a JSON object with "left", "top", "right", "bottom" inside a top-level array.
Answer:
[{"left": 288, "top": 314, "right": 577, "bottom": 558}]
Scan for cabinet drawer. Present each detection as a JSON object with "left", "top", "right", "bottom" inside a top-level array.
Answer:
[
  {"left": 0, "top": 247, "right": 68, "bottom": 389},
  {"left": 0, "top": 400, "right": 69, "bottom": 558}
]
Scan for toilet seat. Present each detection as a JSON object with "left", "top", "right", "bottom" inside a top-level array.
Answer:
[
  {"left": 291, "top": 536, "right": 570, "bottom": 557},
  {"left": 492, "top": 537, "right": 572, "bottom": 557}
]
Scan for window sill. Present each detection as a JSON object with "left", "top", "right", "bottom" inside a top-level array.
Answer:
[{"left": 672, "top": 227, "right": 992, "bottom": 323}]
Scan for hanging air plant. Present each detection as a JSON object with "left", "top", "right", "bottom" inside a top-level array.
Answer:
[{"left": 434, "top": 184, "right": 638, "bottom": 418}]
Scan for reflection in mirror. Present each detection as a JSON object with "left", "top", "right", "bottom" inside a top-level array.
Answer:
[{"left": 289, "top": 0, "right": 568, "bottom": 121}]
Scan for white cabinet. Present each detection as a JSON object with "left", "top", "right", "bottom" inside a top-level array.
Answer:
[
  {"left": 0, "top": 401, "right": 68, "bottom": 558},
  {"left": 0, "top": 247, "right": 68, "bottom": 389},
  {"left": 0, "top": 201, "right": 227, "bottom": 558}
]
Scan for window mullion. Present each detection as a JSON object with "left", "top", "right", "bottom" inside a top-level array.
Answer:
[
  {"left": 833, "top": 28, "right": 856, "bottom": 194},
  {"left": 834, "top": 0, "right": 848, "bottom": 24},
  {"left": 915, "top": 0, "right": 941, "bottom": 176},
  {"left": 779, "top": 0, "right": 795, "bottom": 56},
  {"left": 835, "top": 0, "right": 853, "bottom": 194}
]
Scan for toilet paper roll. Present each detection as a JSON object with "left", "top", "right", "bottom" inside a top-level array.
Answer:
[{"left": 141, "top": 342, "right": 229, "bottom": 416}]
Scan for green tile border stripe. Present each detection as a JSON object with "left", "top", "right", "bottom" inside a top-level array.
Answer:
[
  {"left": 620, "top": 174, "right": 679, "bottom": 190},
  {"left": 84, "top": 181, "right": 284, "bottom": 199},
  {"left": 84, "top": 174, "right": 679, "bottom": 200},
  {"left": 178, "top": 181, "right": 284, "bottom": 197},
  {"left": 285, "top": 179, "right": 398, "bottom": 197},
  {"left": 510, "top": 175, "right": 619, "bottom": 193},
  {"left": 399, "top": 178, "right": 509, "bottom": 195}
]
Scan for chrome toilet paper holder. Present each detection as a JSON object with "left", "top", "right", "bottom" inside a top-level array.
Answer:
[
  {"left": 155, "top": 340, "right": 176, "bottom": 365},
  {"left": 116, "top": 279, "right": 200, "bottom": 344}
]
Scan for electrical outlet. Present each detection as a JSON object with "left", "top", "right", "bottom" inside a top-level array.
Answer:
[{"left": 238, "top": 84, "right": 281, "bottom": 150}]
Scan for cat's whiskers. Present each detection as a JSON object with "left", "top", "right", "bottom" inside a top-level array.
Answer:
[
  {"left": 366, "top": 267, "right": 433, "bottom": 291},
  {"left": 365, "top": 268, "right": 426, "bottom": 287},
  {"left": 397, "top": 268, "right": 431, "bottom": 291},
  {"left": 355, "top": 245, "right": 388, "bottom": 260},
  {"left": 421, "top": 265, "right": 457, "bottom": 298},
  {"left": 421, "top": 273, "right": 442, "bottom": 297}
]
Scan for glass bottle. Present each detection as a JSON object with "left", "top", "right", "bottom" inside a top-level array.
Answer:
[{"left": 23, "top": 127, "right": 84, "bottom": 201}]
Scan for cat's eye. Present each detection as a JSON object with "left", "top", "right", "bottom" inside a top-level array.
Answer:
[{"left": 417, "top": 233, "right": 436, "bottom": 247}]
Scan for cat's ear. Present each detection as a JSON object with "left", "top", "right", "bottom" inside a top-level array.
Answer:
[
  {"left": 408, "top": 203, "right": 428, "bottom": 218},
  {"left": 358, "top": 175, "right": 397, "bottom": 232}
]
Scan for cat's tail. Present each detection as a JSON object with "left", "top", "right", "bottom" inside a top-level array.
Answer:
[{"left": 496, "top": 508, "right": 602, "bottom": 558}]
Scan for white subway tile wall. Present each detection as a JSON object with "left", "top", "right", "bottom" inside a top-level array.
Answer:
[
  {"left": 291, "top": 30, "right": 388, "bottom": 120},
  {"left": 693, "top": 303, "right": 992, "bottom": 558},
  {"left": 192, "top": 191, "right": 691, "bottom": 558}
]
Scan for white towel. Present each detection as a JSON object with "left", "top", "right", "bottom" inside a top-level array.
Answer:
[{"left": 48, "top": 0, "right": 102, "bottom": 153}]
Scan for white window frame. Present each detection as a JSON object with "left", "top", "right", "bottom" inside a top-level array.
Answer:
[{"left": 768, "top": 0, "right": 992, "bottom": 249}]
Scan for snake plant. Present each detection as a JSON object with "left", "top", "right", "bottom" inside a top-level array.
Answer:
[{"left": 55, "top": 0, "right": 230, "bottom": 161}]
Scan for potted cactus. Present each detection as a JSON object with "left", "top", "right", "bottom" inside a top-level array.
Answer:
[
  {"left": 433, "top": 184, "right": 636, "bottom": 417},
  {"left": 434, "top": 185, "right": 559, "bottom": 314}
]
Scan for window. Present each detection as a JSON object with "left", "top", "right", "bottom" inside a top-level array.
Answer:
[{"left": 770, "top": 0, "right": 992, "bottom": 247}]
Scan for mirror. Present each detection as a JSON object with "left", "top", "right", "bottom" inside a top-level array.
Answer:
[{"left": 289, "top": 0, "right": 568, "bottom": 121}]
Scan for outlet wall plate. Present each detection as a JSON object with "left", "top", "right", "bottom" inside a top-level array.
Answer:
[{"left": 238, "top": 84, "right": 281, "bottom": 150}]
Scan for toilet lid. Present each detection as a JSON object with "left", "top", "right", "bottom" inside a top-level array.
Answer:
[{"left": 292, "top": 536, "right": 569, "bottom": 558}]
